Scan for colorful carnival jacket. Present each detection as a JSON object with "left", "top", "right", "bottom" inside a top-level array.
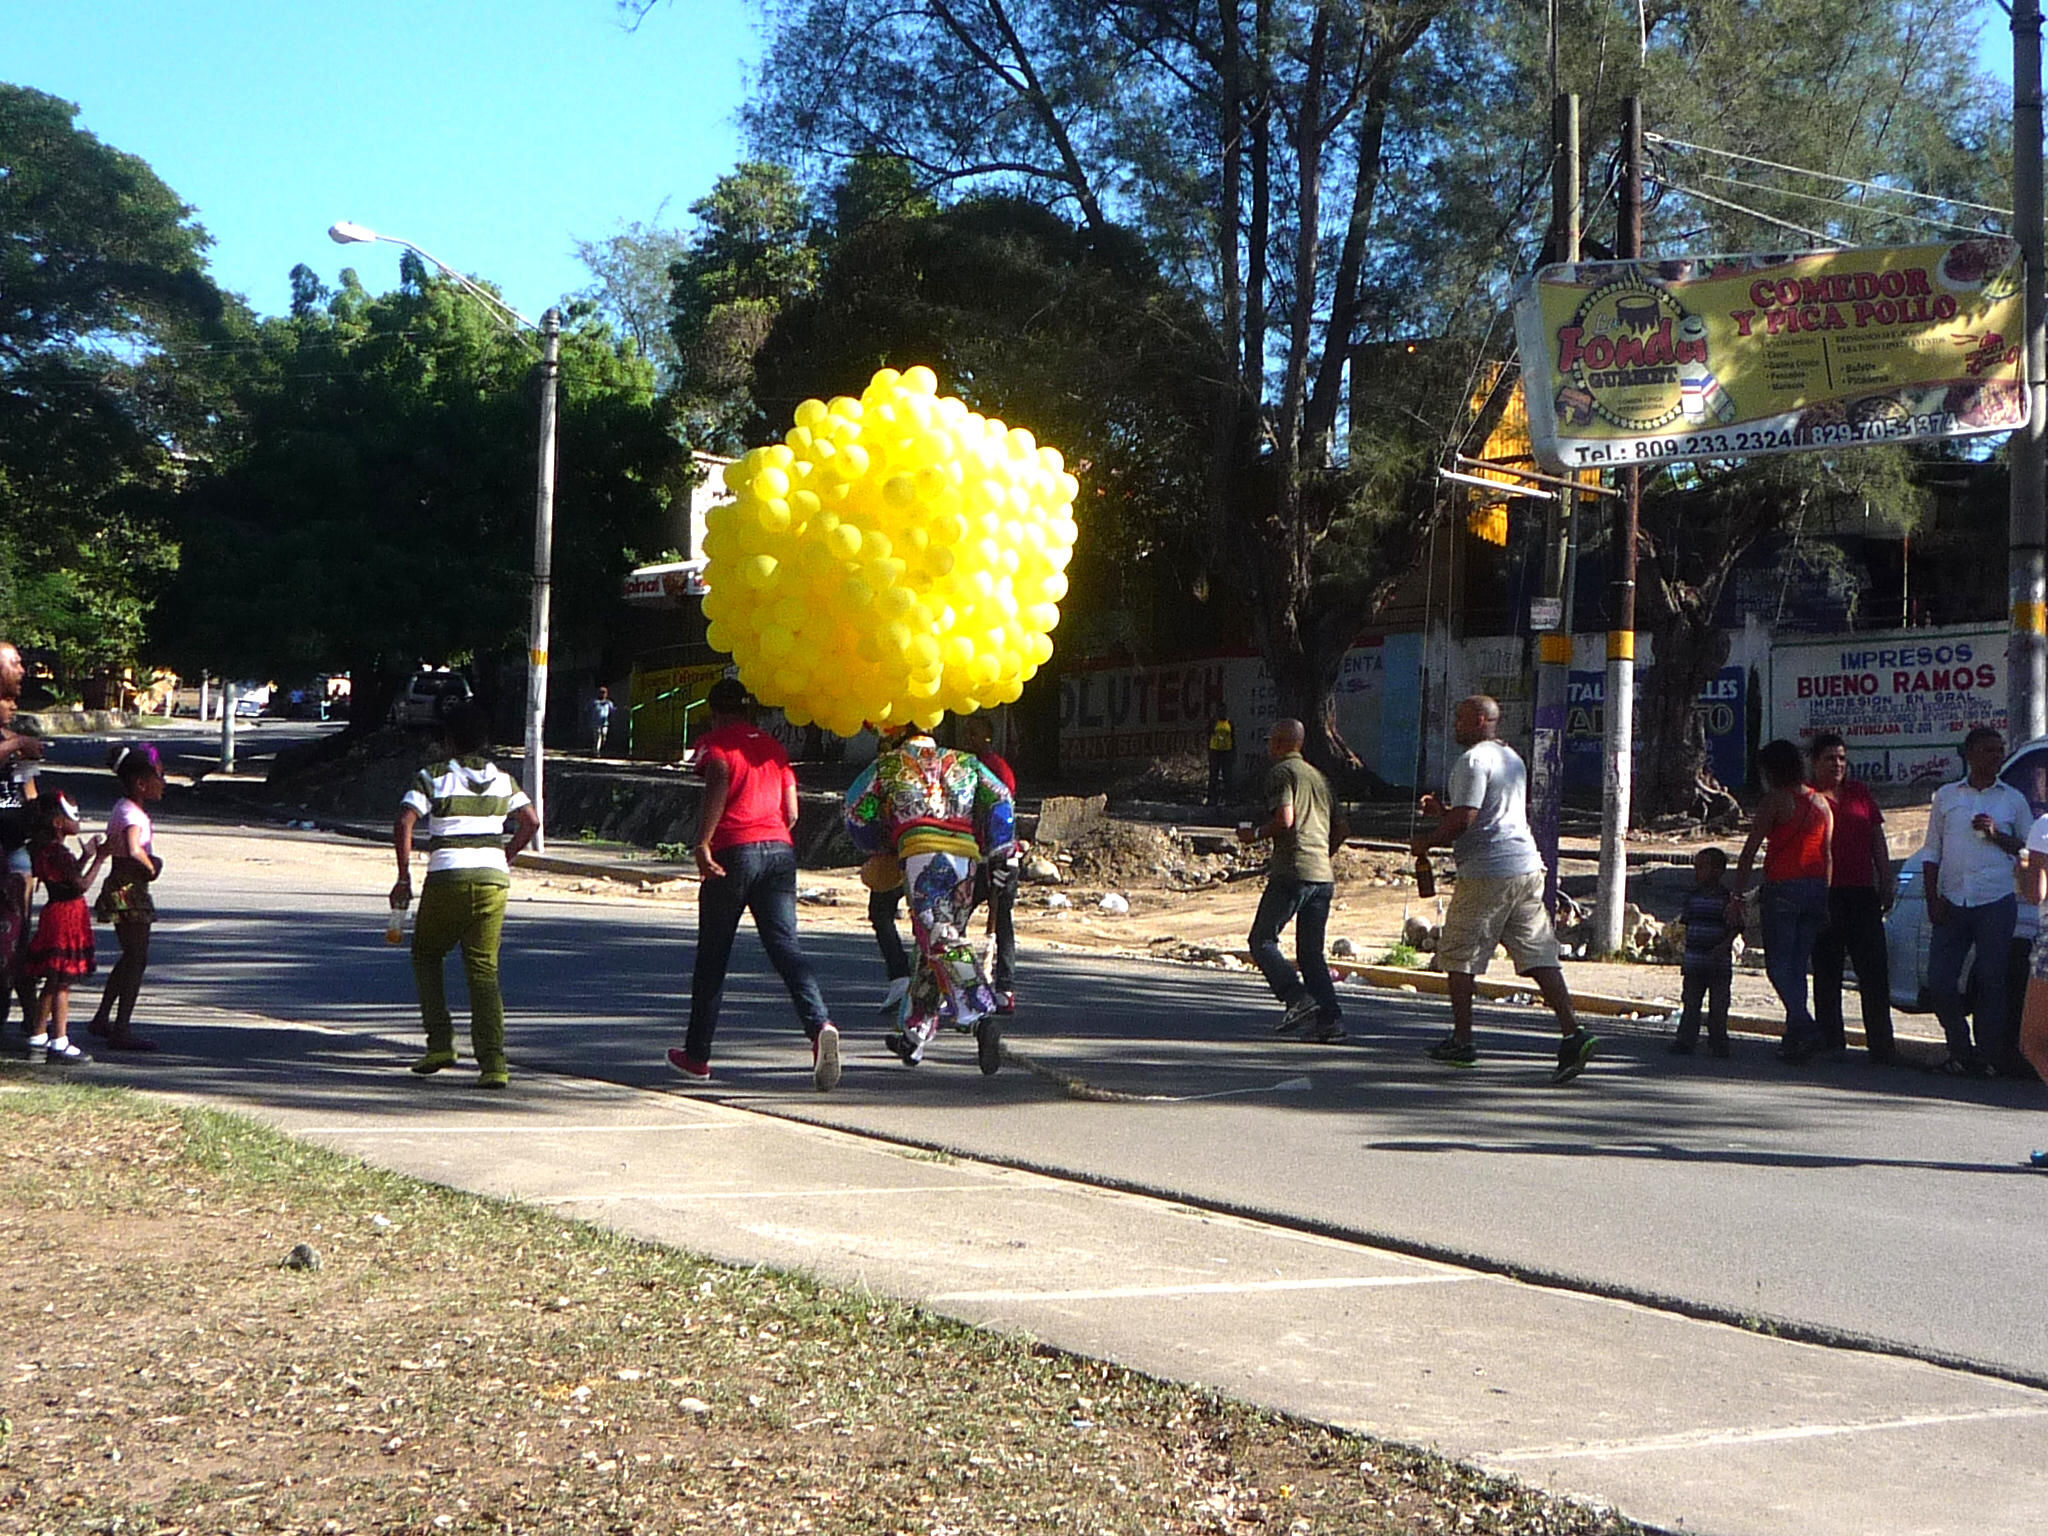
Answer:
[{"left": 844, "top": 736, "right": 1016, "bottom": 863}]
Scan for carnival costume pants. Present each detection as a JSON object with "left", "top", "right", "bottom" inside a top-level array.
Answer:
[{"left": 900, "top": 849, "right": 996, "bottom": 1053}]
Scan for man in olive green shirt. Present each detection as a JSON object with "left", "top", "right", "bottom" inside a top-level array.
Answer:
[{"left": 1237, "top": 718, "right": 1343, "bottom": 1041}]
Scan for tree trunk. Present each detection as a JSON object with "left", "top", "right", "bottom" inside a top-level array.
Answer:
[{"left": 1636, "top": 610, "right": 1730, "bottom": 819}]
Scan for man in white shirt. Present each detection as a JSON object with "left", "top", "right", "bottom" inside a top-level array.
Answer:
[
  {"left": 1923, "top": 727, "right": 2033, "bottom": 1076},
  {"left": 1412, "top": 695, "right": 1596, "bottom": 1084}
]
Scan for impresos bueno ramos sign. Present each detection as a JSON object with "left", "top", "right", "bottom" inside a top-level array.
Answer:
[
  {"left": 1768, "top": 626, "right": 2007, "bottom": 786},
  {"left": 1515, "top": 240, "right": 2025, "bottom": 471}
]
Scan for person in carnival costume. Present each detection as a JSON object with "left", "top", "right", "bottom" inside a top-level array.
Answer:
[{"left": 845, "top": 721, "right": 1015, "bottom": 1074}]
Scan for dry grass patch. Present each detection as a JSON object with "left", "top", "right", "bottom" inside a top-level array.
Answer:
[{"left": 0, "top": 1082, "right": 1640, "bottom": 1534}]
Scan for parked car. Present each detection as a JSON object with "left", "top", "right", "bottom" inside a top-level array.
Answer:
[
  {"left": 1883, "top": 735, "right": 2048, "bottom": 1013},
  {"left": 387, "top": 671, "right": 473, "bottom": 728},
  {"left": 232, "top": 682, "right": 271, "bottom": 719}
]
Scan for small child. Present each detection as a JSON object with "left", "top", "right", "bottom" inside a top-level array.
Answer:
[
  {"left": 1672, "top": 846, "right": 1741, "bottom": 1057},
  {"left": 24, "top": 795, "right": 107, "bottom": 1064}
]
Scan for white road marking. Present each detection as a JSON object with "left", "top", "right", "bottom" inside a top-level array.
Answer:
[
  {"left": 927, "top": 1274, "right": 1478, "bottom": 1303},
  {"left": 295, "top": 1122, "right": 737, "bottom": 1136},
  {"left": 535, "top": 1183, "right": 996, "bottom": 1205},
  {"left": 1489, "top": 1403, "right": 2048, "bottom": 1462}
]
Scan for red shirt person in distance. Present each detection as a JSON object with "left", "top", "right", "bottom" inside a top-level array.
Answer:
[
  {"left": 1807, "top": 733, "right": 1897, "bottom": 1063},
  {"left": 668, "top": 679, "right": 840, "bottom": 1090}
]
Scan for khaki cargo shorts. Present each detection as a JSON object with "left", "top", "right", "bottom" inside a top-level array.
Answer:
[{"left": 1436, "top": 870, "right": 1561, "bottom": 976}]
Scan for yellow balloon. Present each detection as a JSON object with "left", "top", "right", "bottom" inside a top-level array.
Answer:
[{"left": 698, "top": 365, "right": 1078, "bottom": 729}]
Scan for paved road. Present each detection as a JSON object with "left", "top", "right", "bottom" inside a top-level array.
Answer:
[{"left": 27, "top": 740, "right": 2048, "bottom": 1390}]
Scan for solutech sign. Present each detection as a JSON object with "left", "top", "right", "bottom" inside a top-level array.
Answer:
[{"left": 1769, "top": 626, "right": 2007, "bottom": 785}]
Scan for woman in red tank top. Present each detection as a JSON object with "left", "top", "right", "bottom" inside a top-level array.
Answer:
[{"left": 1732, "top": 740, "right": 1833, "bottom": 1062}]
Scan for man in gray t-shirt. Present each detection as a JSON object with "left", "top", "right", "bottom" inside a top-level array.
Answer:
[
  {"left": 1412, "top": 695, "right": 1593, "bottom": 1083},
  {"left": 1446, "top": 737, "right": 1543, "bottom": 879}
]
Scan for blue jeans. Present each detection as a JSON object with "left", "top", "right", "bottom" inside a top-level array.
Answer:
[
  {"left": 1760, "top": 877, "right": 1829, "bottom": 1048},
  {"left": 1927, "top": 893, "right": 2017, "bottom": 1067},
  {"left": 684, "top": 840, "right": 830, "bottom": 1063},
  {"left": 1248, "top": 876, "right": 1341, "bottom": 1023}
]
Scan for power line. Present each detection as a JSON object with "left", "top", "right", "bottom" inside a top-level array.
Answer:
[
  {"left": 1653, "top": 178, "right": 1834, "bottom": 243},
  {"left": 1645, "top": 131, "right": 2013, "bottom": 219},
  {"left": 1692, "top": 171, "right": 1999, "bottom": 239}
]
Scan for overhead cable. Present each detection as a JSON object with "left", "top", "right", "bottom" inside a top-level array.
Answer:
[
  {"left": 1653, "top": 178, "right": 1834, "bottom": 242},
  {"left": 1694, "top": 171, "right": 1999, "bottom": 238},
  {"left": 1645, "top": 131, "right": 2013, "bottom": 219}
]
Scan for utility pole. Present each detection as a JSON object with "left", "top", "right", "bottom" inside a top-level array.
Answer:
[
  {"left": 2013, "top": 0, "right": 2047, "bottom": 745},
  {"left": 1531, "top": 92, "right": 1581, "bottom": 912},
  {"left": 220, "top": 680, "right": 238, "bottom": 776},
  {"left": 1593, "top": 97, "right": 1644, "bottom": 956},
  {"left": 523, "top": 308, "right": 563, "bottom": 852}
]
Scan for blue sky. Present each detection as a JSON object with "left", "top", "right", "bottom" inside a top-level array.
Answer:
[
  {"left": 1, "top": 2, "right": 2023, "bottom": 322},
  {"left": 6, "top": 0, "right": 759, "bottom": 321}
]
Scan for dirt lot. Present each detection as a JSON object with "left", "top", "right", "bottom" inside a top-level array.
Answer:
[{"left": 0, "top": 1084, "right": 1640, "bottom": 1534}]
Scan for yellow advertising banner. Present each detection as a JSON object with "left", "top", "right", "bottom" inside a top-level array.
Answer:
[{"left": 1513, "top": 238, "right": 2026, "bottom": 472}]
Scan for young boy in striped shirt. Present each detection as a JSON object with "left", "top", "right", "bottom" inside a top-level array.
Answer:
[{"left": 392, "top": 702, "right": 540, "bottom": 1088}]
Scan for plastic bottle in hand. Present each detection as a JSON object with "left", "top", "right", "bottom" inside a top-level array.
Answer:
[{"left": 385, "top": 895, "right": 409, "bottom": 945}]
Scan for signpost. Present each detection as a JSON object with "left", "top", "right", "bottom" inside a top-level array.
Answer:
[{"left": 1515, "top": 239, "right": 2027, "bottom": 474}]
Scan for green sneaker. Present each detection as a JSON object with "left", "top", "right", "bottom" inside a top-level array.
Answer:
[
  {"left": 476, "top": 1065, "right": 510, "bottom": 1090},
  {"left": 410, "top": 1049, "right": 458, "bottom": 1076},
  {"left": 1426, "top": 1032, "right": 1478, "bottom": 1068},
  {"left": 1551, "top": 1028, "right": 1599, "bottom": 1085}
]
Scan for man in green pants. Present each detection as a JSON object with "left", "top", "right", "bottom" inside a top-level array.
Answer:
[{"left": 392, "top": 702, "right": 540, "bottom": 1089}]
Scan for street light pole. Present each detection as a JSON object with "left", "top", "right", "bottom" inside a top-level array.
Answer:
[
  {"left": 525, "top": 310, "right": 562, "bottom": 852},
  {"left": 327, "top": 221, "right": 560, "bottom": 848}
]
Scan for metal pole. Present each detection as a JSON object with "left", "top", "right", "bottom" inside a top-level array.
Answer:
[
  {"left": 523, "top": 309, "right": 563, "bottom": 851},
  {"left": 2012, "top": 0, "right": 2047, "bottom": 745},
  {"left": 1532, "top": 93, "right": 1581, "bottom": 912},
  {"left": 1593, "top": 97, "right": 1644, "bottom": 956},
  {"left": 220, "top": 680, "right": 238, "bottom": 775}
]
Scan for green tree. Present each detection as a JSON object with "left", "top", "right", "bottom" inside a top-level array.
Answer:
[
  {"left": 0, "top": 83, "right": 233, "bottom": 676},
  {"left": 152, "top": 266, "right": 680, "bottom": 731},
  {"left": 668, "top": 161, "right": 821, "bottom": 451},
  {"left": 640, "top": 0, "right": 1512, "bottom": 772},
  {"left": 574, "top": 216, "right": 689, "bottom": 389}
]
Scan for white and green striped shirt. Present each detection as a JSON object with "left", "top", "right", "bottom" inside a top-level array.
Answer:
[{"left": 402, "top": 756, "right": 531, "bottom": 885}]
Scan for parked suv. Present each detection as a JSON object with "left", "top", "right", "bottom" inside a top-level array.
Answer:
[
  {"left": 387, "top": 671, "right": 473, "bottom": 728},
  {"left": 1884, "top": 735, "right": 2048, "bottom": 1014}
]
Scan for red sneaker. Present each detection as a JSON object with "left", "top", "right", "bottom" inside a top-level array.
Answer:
[
  {"left": 666, "top": 1048, "right": 711, "bottom": 1081},
  {"left": 994, "top": 991, "right": 1016, "bottom": 1016}
]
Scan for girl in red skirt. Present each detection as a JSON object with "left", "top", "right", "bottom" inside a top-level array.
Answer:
[{"left": 25, "top": 795, "right": 107, "bottom": 1064}]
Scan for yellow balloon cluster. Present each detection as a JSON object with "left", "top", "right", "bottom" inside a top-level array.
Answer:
[{"left": 699, "top": 365, "right": 1078, "bottom": 737}]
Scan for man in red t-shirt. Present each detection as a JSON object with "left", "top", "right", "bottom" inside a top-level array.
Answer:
[
  {"left": 668, "top": 679, "right": 839, "bottom": 1089},
  {"left": 961, "top": 716, "right": 1019, "bottom": 1012},
  {"left": 1808, "top": 732, "right": 1897, "bottom": 1062}
]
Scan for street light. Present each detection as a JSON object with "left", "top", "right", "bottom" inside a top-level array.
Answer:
[{"left": 328, "top": 221, "right": 563, "bottom": 851}]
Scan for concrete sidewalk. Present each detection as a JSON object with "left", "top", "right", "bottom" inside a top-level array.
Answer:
[{"left": 139, "top": 1000, "right": 2048, "bottom": 1536}]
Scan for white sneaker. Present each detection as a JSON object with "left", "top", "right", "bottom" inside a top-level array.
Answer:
[{"left": 812, "top": 1022, "right": 841, "bottom": 1092}]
